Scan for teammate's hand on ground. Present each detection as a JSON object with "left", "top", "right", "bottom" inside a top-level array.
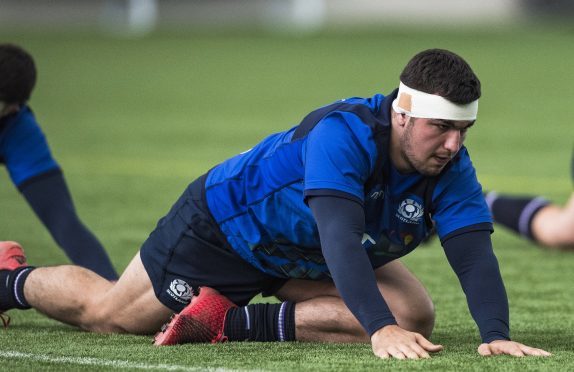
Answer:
[
  {"left": 478, "top": 340, "right": 551, "bottom": 357},
  {"left": 371, "top": 324, "right": 443, "bottom": 360}
]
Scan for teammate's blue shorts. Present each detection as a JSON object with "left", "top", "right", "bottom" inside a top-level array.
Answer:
[{"left": 140, "top": 174, "right": 287, "bottom": 312}]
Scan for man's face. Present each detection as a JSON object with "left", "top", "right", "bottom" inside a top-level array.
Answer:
[{"left": 399, "top": 116, "right": 474, "bottom": 176}]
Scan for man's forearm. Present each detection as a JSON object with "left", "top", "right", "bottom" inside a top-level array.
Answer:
[
  {"left": 442, "top": 226, "right": 510, "bottom": 342},
  {"left": 309, "top": 195, "right": 397, "bottom": 335}
]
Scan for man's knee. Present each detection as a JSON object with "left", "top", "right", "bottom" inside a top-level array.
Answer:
[
  {"left": 374, "top": 261, "right": 436, "bottom": 338},
  {"left": 394, "top": 298, "right": 435, "bottom": 338}
]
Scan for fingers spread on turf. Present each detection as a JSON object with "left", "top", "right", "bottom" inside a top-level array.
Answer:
[
  {"left": 405, "top": 342, "right": 431, "bottom": 359},
  {"left": 478, "top": 343, "right": 493, "bottom": 356},
  {"left": 371, "top": 326, "right": 441, "bottom": 360},
  {"left": 412, "top": 343, "right": 431, "bottom": 359},
  {"left": 508, "top": 345, "right": 526, "bottom": 357},
  {"left": 377, "top": 351, "right": 390, "bottom": 359},
  {"left": 390, "top": 349, "right": 406, "bottom": 360},
  {"left": 479, "top": 341, "right": 552, "bottom": 358},
  {"left": 415, "top": 333, "right": 443, "bottom": 352},
  {"left": 519, "top": 344, "right": 552, "bottom": 357},
  {"left": 398, "top": 344, "right": 421, "bottom": 359}
]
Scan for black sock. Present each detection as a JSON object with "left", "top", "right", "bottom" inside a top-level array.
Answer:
[
  {"left": 223, "top": 305, "right": 250, "bottom": 341},
  {"left": 485, "top": 192, "right": 550, "bottom": 240},
  {"left": 224, "top": 301, "right": 296, "bottom": 342},
  {"left": 0, "top": 266, "right": 35, "bottom": 311}
]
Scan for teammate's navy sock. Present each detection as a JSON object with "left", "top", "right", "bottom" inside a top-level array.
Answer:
[
  {"left": 224, "top": 301, "right": 295, "bottom": 342},
  {"left": 0, "top": 266, "right": 35, "bottom": 311},
  {"left": 485, "top": 192, "right": 550, "bottom": 240}
]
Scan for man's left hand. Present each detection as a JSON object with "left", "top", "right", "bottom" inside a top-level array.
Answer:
[{"left": 478, "top": 340, "right": 551, "bottom": 357}]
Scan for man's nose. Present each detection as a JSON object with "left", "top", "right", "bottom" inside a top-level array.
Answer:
[{"left": 443, "top": 129, "right": 461, "bottom": 153}]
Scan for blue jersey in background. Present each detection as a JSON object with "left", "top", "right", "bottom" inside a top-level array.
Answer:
[{"left": 0, "top": 106, "right": 59, "bottom": 188}]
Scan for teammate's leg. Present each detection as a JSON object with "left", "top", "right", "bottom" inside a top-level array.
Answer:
[
  {"left": 530, "top": 192, "right": 574, "bottom": 249},
  {"left": 484, "top": 191, "right": 550, "bottom": 242},
  {"left": 484, "top": 148, "right": 574, "bottom": 250},
  {"left": 486, "top": 191, "right": 574, "bottom": 250}
]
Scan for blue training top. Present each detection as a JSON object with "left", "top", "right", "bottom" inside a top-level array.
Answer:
[
  {"left": 205, "top": 90, "right": 492, "bottom": 279},
  {"left": 0, "top": 106, "right": 60, "bottom": 188}
]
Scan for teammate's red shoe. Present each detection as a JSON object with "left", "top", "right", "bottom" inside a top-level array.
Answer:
[
  {"left": 0, "top": 241, "right": 28, "bottom": 271},
  {"left": 0, "top": 241, "right": 29, "bottom": 327},
  {"left": 154, "top": 287, "right": 237, "bottom": 346}
]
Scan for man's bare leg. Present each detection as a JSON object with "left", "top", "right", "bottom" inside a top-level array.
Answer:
[
  {"left": 24, "top": 252, "right": 173, "bottom": 334},
  {"left": 275, "top": 260, "right": 434, "bottom": 342}
]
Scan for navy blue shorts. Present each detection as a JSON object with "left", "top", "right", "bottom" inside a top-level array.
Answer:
[{"left": 140, "top": 175, "right": 287, "bottom": 312}]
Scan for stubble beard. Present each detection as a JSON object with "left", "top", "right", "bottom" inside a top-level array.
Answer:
[{"left": 400, "top": 121, "right": 443, "bottom": 177}]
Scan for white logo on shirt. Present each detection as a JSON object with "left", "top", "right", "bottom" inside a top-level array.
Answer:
[{"left": 396, "top": 198, "right": 424, "bottom": 224}]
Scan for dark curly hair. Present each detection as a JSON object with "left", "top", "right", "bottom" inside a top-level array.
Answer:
[
  {"left": 0, "top": 43, "right": 37, "bottom": 104},
  {"left": 399, "top": 49, "right": 480, "bottom": 104}
]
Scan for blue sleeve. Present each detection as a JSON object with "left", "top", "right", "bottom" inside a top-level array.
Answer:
[
  {"left": 303, "top": 112, "right": 378, "bottom": 202},
  {"left": 308, "top": 195, "right": 397, "bottom": 336},
  {"left": 20, "top": 171, "right": 118, "bottom": 280},
  {"left": 432, "top": 147, "right": 492, "bottom": 238},
  {"left": 442, "top": 224, "right": 510, "bottom": 343},
  {"left": 1, "top": 107, "right": 60, "bottom": 187}
]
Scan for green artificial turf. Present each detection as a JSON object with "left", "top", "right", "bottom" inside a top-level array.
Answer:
[{"left": 1, "top": 24, "right": 573, "bottom": 370}]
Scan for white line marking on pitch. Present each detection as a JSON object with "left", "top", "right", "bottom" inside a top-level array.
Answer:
[{"left": 0, "top": 350, "right": 250, "bottom": 371}]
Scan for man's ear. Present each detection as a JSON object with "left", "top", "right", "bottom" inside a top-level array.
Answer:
[{"left": 392, "top": 110, "right": 408, "bottom": 128}]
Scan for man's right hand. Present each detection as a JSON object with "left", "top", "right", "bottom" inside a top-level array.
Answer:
[{"left": 371, "top": 325, "right": 443, "bottom": 359}]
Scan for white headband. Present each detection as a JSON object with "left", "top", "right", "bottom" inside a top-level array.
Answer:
[{"left": 392, "top": 82, "right": 478, "bottom": 120}]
